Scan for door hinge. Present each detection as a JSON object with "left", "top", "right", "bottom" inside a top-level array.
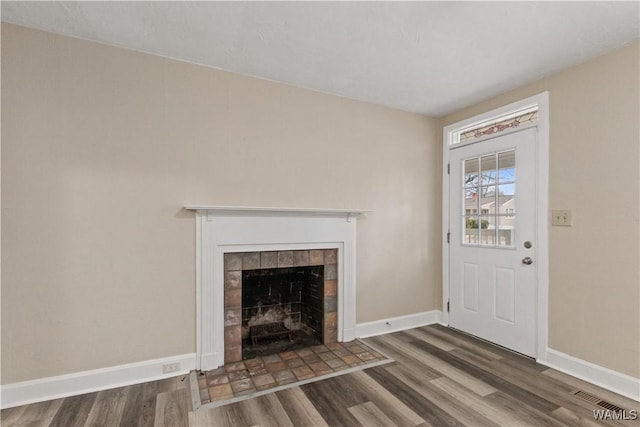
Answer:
[
  {"left": 447, "top": 231, "right": 450, "bottom": 243},
  {"left": 447, "top": 163, "right": 450, "bottom": 174},
  {"left": 447, "top": 300, "right": 450, "bottom": 313}
]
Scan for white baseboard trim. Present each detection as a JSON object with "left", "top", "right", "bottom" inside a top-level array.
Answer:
[
  {"left": 540, "top": 348, "right": 640, "bottom": 402},
  {"left": 1, "top": 353, "right": 196, "bottom": 409},
  {"left": 355, "top": 310, "right": 443, "bottom": 339}
]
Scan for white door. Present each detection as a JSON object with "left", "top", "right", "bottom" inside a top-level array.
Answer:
[{"left": 449, "top": 127, "right": 537, "bottom": 357}]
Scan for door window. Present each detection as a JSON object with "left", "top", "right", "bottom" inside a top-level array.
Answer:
[{"left": 462, "top": 149, "right": 516, "bottom": 247}]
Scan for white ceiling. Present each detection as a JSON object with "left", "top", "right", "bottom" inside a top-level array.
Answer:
[{"left": 2, "top": 1, "right": 639, "bottom": 116}]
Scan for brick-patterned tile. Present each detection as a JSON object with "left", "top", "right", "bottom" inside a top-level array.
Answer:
[
  {"left": 308, "top": 361, "right": 330, "bottom": 374},
  {"left": 248, "top": 365, "right": 268, "bottom": 376},
  {"left": 224, "top": 271, "right": 241, "bottom": 290},
  {"left": 311, "top": 344, "right": 330, "bottom": 353},
  {"left": 198, "top": 377, "right": 207, "bottom": 390},
  {"left": 286, "top": 358, "right": 305, "bottom": 369},
  {"left": 199, "top": 339, "right": 390, "bottom": 406},
  {"left": 300, "top": 353, "right": 321, "bottom": 364},
  {"left": 225, "top": 361, "right": 246, "bottom": 373},
  {"left": 244, "top": 357, "right": 264, "bottom": 369},
  {"left": 224, "top": 345, "right": 242, "bottom": 364},
  {"left": 262, "top": 354, "right": 282, "bottom": 364},
  {"left": 324, "top": 328, "right": 338, "bottom": 344},
  {"left": 324, "top": 280, "right": 337, "bottom": 297},
  {"left": 324, "top": 264, "right": 337, "bottom": 280},
  {"left": 230, "top": 378, "right": 255, "bottom": 393},
  {"left": 325, "top": 358, "right": 347, "bottom": 369},
  {"left": 228, "top": 370, "right": 250, "bottom": 382},
  {"left": 242, "top": 252, "right": 261, "bottom": 270},
  {"left": 340, "top": 354, "right": 361, "bottom": 365},
  {"left": 296, "top": 348, "right": 314, "bottom": 358},
  {"left": 319, "top": 351, "right": 337, "bottom": 361},
  {"left": 348, "top": 345, "right": 366, "bottom": 353},
  {"left": 207, "top": 374, "right": 229, "bottom": 386},
  {"left": 224, "top": 288, "right": 241, "bottom": 308},
  {"left": 252, "top": 373, "right": 276, "bottom": 388},
  {"left": 324, "top": 312, "right": 337, "bottom": 328},
  {"left": 356, "top": 352, "right": 376, "bottom": 361},
  {"left": 333, "top": 348, "right": 350, "bottom": 357},
  {"left": 309, "top": 250, "right": 324, "bottom": 265},
  {"left": 273, "top": 369, "right": 296, "bottom": 384},
  {"left": 291, "top": 365, "right": 315, "bottom": 380},
  {"left": 324, "top": 249, "right": 337, "bottom": 265},
  {"left": 293, "top": 250, "right": 309, "bottom": 266},
  {"left": 209, "top": 384, "right": 233, "bottom": 400},
  {"left": 266, "top": 361, "right": 287, "bottom": 372},
  {"left": 279, "top": 351, "right": 298, "bottom": 360},
  {"left": 277, "top": 251, "right": 294, "bottom": 267},
  {"left": 326, "top": 342, "right": 343, "bottom": 351},
  {"left": 224, "top": 254, "right": 242, "bottom": 271}
]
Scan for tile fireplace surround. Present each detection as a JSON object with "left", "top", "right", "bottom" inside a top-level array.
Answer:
[
  {"left": 223, "top": 249, "right": 338, "bottom": 363},
  {"left": 185, "top": 206, "right": 369, "bottom": 371}
]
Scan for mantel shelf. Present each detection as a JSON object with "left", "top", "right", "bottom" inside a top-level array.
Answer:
[{"left": 184, "top": 205, "right": 371, "bottom": 217}]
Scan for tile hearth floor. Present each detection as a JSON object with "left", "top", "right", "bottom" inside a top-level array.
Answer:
[{"left": 197, "top": 340, "right": 388, "bottom": 406}]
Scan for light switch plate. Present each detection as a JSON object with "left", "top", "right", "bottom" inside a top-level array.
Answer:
[{"left": 552, "top": 209, "right": 572, "bottom": 226}]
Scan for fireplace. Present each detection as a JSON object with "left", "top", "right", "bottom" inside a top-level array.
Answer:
[
  {"left": 185, "top": 205, "right": 367, "bottom": 371},
  {"left": 224, "top": 249, "right": 338, "bottom": 363}
]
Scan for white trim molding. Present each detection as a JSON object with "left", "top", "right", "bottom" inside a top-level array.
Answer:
[
  {"left": 355, "top": 310, "right": 444, "bottom": 339},
  {"left": 185, "top": 205, "right": 367, "bottom": 371},
  {"left": 1, "top": 353, "right": 196, "bottom": 409},
  {"left": 541, "top": 348, "right": 640, "bottom": 402},
  {"left": 441, "top": 92, "right": 550, "bottom": 359}
]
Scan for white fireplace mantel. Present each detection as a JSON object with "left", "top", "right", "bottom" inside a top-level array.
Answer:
[
  {"left": 185, "top": 205, "right": 369, "bottom": 370},
  {"left": 184, "top": 205, "right": 370, "bottom": 222}
]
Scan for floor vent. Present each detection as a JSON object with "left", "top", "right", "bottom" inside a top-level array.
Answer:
[{"left": 572, "top": 390, "right": 624, "bottom": 412}]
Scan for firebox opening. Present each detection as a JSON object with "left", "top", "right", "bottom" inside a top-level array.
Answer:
[{"left": 241, "top": 265, "right": 324, "bottom": 359}]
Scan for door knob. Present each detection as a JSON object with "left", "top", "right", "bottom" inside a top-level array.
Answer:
[{"left": 522, "top": 257, "right": 533, "bottom": 265}]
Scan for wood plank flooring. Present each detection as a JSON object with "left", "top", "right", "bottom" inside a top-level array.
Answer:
[{"left": 3, "top": 325, "right": 638, "bottom": 426}]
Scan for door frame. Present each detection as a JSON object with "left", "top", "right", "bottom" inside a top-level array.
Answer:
[{"left": 442, "top": 92, "right": 550, "bottom": 360}]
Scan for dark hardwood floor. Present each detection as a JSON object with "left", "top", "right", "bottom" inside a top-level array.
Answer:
[{"left": 3, "top": 325, "right": 638, "bottom": 426}]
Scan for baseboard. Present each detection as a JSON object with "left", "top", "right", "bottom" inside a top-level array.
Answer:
[
  {"left": 540, "top": 348, "right": 640, "bottom": 402},
  {"left": 1, "top": 353, "right": 196, "bottom": 409},
  {"left": 355, "top": 310, "right": 443, "bottom": 338}
]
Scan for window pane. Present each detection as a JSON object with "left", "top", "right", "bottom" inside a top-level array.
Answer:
[
  {"left": 464, "top": 215, "right": 479, "bottom": 244},
  {"left": 498, "top": 150, "right": 516, "bottom": 183},
  {"left": 480, "top": 155, "right": 497, "bottom": 186},
  {"left": 465, "top": 187, "right": 479, "bottom": 215},
  {"left": 478, "top": 215, "right": 495, "bottom": 245},
  {"left": 479, "top": 185, "right": 497, "bottom": 215},
  {"left": 498, "top": 184, "right": 515, "bottom": 218},
  {"left": 497, "top": 215, "right": 515, "bottom": 247},
  {"left": 464, "top": 158, "right": 479, "bottom": 187}
]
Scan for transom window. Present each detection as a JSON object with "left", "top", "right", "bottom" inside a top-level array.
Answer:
[{"left": 450, "top": 106, "right": 538, "bottom": 146}]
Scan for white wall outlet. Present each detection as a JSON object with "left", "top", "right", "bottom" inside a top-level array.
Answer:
[
  {"left": 162, "top": 362, "right": 180, "bottom": 374},
  {"left": 552, "top": 209, "right": 572, "bottom": 226}
]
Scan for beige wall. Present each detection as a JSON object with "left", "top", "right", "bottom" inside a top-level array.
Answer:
[
  {"left": 3, "top": 22, "right": 637, "bottom": 385},
  {"left": 441, "top": 43, "right": 640, "bottom": 378},
  {"left": 1, "top": 24, "right": 441, "bottom": 383}
]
